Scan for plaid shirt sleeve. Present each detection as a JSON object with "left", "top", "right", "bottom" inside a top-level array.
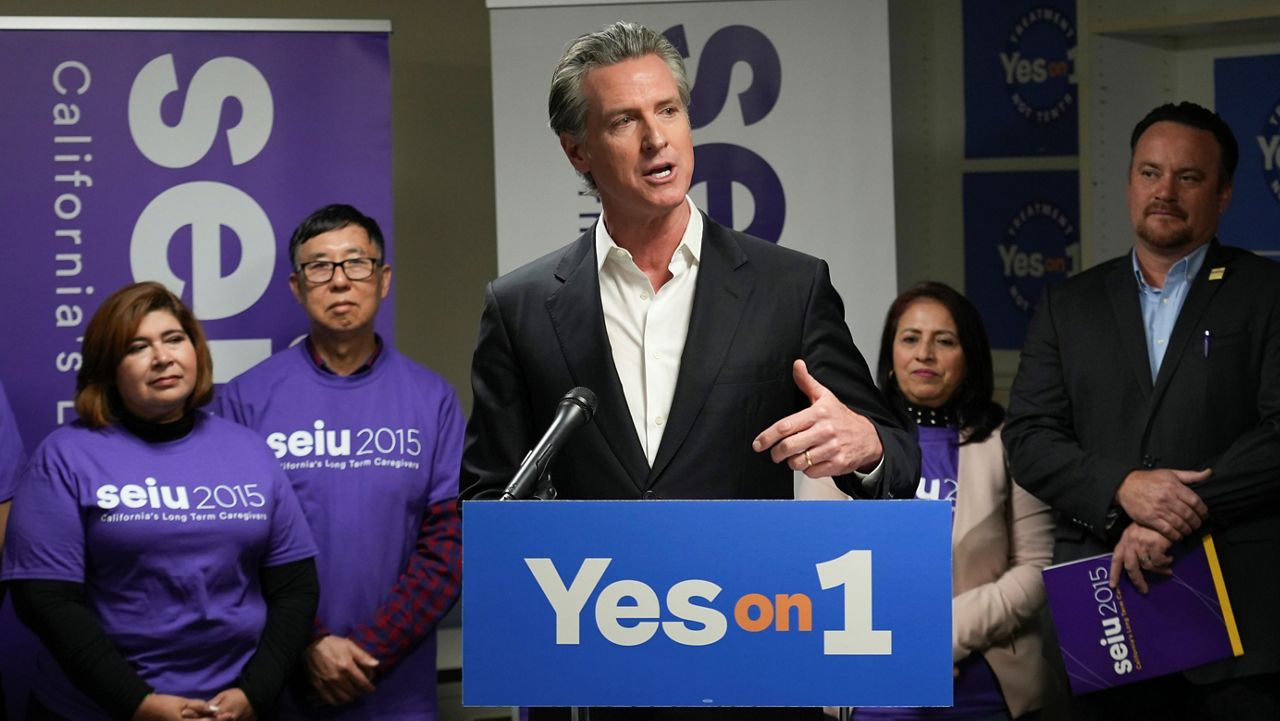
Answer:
[{"left": 346, "top": 498, "right": 462, "bottom": 670}]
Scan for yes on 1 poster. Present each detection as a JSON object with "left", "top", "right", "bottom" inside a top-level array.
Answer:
[
  {"left": 1215, "top": 54, "right": 1280, "bottom": 260},
  {"left": 963, "top": 0, "right": 1078, "bottom": 158},
  {"left": 963, "top": 170, "right": 1080, "bottom": 350}
]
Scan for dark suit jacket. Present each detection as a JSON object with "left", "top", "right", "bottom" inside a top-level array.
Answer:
[
  {"left": 1004, "top": 241, "right": 1280, "bottom": 682},
  {"left": 460, "top": 215, "right": 918, "bottom": 504}
]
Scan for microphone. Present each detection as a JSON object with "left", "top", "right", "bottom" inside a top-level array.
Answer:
[{"left": 502, "top": 387, "right": 598, "bottom": 500}]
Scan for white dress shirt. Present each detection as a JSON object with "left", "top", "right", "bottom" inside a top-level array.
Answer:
[
  {"left": 595, "top": 198, "right": 703, "bottom": 466},
  {"left": 595, "top": 198, "right": 883, "bottom": 486}
]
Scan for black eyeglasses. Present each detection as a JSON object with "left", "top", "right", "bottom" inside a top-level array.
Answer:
[{"left": 297, "top": 257, "right": 382, "bottom": 283}]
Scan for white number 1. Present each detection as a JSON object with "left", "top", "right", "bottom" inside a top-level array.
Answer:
[{"left": 815, "top": 550, "right": 892, "bottom": 655}]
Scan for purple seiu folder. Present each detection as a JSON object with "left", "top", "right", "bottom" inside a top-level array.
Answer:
[{"left": 1041, "top": 534, "right": 1243, "bottom": 695}]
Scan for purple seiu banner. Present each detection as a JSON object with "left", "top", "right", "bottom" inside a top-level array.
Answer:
[
  {"left": 0, "top": 25, "right": 390, "bottom": 718},
  {"left": 1041, "top": 536, "right": 1241, "bottom": 695},
  {"left": 0, "top": 27, "right": 392, "bottom": 452}
]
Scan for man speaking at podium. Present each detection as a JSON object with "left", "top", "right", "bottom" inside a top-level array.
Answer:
[
  {"left": 460, "top": 22, "right": 916, "bottom": 718},
  {"left": 462, "top": 18, "right": 914, "bottom": 520}
]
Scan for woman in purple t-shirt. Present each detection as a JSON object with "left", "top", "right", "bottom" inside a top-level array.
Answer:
[
  {"left": 850, "top": 282, "right": 1061, "bottom": 720},
  {"left": 1, "top": 282, "right": 319, "bottom": 721}
]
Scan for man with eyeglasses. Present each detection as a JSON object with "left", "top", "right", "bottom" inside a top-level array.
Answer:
[{"left": 215, "top": 204, "right": 463, "bottom": 721}]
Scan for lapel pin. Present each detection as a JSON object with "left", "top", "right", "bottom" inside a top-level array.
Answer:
[{"left": 1208, "top": 267, "right": 1225, "bottom": 281}]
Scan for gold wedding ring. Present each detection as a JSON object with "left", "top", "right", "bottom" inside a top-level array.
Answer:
[{"left": 804, "top": 450, "right": 813, "bottom": 468}]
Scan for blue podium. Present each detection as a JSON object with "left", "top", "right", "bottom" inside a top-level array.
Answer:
[{"left": 462, "top": 499, "right": 952, "bottom": 710}]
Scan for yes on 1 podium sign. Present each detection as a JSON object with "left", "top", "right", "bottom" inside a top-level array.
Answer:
[{"left": 462, "top": 500, "right": 951, "bottom": 708}]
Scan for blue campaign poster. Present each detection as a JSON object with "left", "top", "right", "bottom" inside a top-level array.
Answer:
[
  {"left": 964, "top": 171, "right": 1080, "bottom": 350},
  {"left": 462, "top": 499, "right": 952, "bottom": 709},
  {"left": 963, "top": 0, "right": 1078, "bottom": 158},
  {"left": 1215, "top": 54, "right": 1280, "bottom": 260}
]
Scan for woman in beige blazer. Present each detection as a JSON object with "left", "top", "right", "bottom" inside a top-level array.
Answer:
[{"left": 858, "top": 282, "right": 1059, "bottom": 720}]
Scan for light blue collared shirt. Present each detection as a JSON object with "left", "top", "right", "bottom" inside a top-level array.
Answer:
[{"left": 1133, "top": 243, "right": 1210, "bottom": 379}]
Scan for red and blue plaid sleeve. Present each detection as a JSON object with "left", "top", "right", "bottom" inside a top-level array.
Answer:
[{"left": 346, "top": 498, "right": 462, "bottom": 670}]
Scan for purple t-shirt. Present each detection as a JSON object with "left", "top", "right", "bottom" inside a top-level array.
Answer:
[
  {"left": 0, "top": 380, "right": 26, "bottom": 502},
  {"left": 857, "top": 425, "right": 1008, "bottom": 719},
  {"left": 0, "top": 412, "right": 317, "bottom": 720},
  {"left": 914, "top": 425, "right": 959, "bottom": 507},
  {"left": 214, "top": 342, "right": 463, "bottom": 721}
]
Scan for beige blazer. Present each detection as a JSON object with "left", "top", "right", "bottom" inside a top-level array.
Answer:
[{"left": 952, "top": 427, "right": 1057, "bottom": 718}]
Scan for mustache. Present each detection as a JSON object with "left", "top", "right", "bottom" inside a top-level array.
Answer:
[{"left": 1145, "top": 201, "right": 1186, "bottom": 218}]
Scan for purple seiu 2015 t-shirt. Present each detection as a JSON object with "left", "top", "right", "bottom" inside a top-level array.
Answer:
[
  {"left": 857, "top": 425, "right": 1007, "bottom": 720},
  {"left": 0, "top": 412, "right": 317, "bottom": 721},
  {"left": 214, "top": 342, "right": 463, "bottom": 721},
  {"left": 0, "top": 380, "right": 27, "bottom": 502}
]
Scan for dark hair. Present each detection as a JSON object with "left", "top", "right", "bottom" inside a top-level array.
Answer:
[
  {"left": 1130, "top": 102, "right": 1238, "bottom": 186},
  {"left": 288, "top": 204, "right": 385, "bottom": 267},
  {"left": 548, "top": 21, "right": 691, "bottom": 193},
  {"left": 875, "top": 281, "right": 1003, "bottom": 444},
  {"left": 75, "top": 281, "right": 214, "bottom": 429}
]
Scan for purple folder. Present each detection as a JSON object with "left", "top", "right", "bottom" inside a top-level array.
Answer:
[{"left": 1041, "top": 535, "right": 1243, "bottom": 694}]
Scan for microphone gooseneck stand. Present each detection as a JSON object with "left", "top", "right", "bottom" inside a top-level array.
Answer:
[{"left": 499, "top": 388, "right": 596, "bottom": 720}]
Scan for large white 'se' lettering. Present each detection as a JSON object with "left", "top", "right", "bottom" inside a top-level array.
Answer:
[
  {"left": 128, "top": 54, "right": 273, "bottom": 168},
  {"left": 127, "top": 53, "right": 276, "bottom": 381},
  {"left": 131, "top": 181, "right": 275, "bottom": 321},
  {"left": 816, "top": 550, "right": 892, "bottom": 655}
]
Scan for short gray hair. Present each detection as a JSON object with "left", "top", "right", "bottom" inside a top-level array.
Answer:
[{"left": 548, "top": 21, "right": 691, "bottom": 191}]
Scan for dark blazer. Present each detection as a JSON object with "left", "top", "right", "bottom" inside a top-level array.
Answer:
[
  {"left": 1004, "top": 240, "right": 1280, "bottom": 682},
  {"left": 460, "top": 214, "right": 918, "bottom": 504}
]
